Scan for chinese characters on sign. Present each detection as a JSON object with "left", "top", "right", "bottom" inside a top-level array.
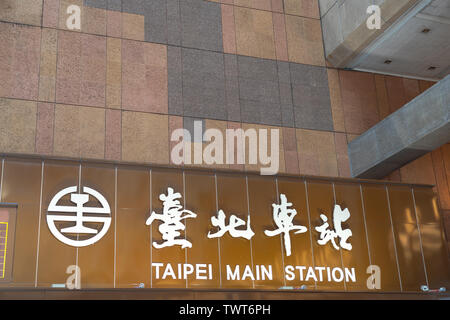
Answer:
[
  {"left": 147, "top": 188, "right": 353, "bottom": 255},
  {"left": 316, "top": 205, "right": 352, "bottom": 251},
  {"left": 146, "top": 187, "right": 197, "bottom": 249}
]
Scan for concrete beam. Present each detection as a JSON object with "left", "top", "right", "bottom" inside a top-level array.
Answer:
[
  {"left": 320, "top": 0, "right": 421, "bottom": 68},
  {"left": 349, "top": 75, "right": 450, "bottom": 179}
]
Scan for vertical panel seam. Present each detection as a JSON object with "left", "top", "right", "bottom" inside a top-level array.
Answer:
[
  {"left": 245, "top": 175, "right": 255, "bottom": 288},
  {"left": 275, "top": 178, "right": 287, "bottom": 287},
  {"left": 386, "top": 186, "right": 403, "bottom": 292},
  {"left": 34, "top": 160, "right": 44, "bottom": 287},
  {"left": 304, "top": 180, "right": 317, "bottom": 290},
  {"left": 411, "top": 188, "right": 430, "bottom": 288}
]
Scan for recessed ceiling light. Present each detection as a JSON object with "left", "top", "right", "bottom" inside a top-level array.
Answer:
[
  {"left": 421, "top": 28, "right": 431, "bottom": 34},
  {"left": 384, "top": 60, "right": 392, "bottom": 64}
]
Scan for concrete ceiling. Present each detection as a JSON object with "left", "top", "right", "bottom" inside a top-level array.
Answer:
[{"left": 348, "top": 0, "right": 450, "bottom": 80}]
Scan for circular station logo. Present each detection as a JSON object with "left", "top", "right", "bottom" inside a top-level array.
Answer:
[{"left": 47, "top": 186, "right": 112, "bottom": 247}]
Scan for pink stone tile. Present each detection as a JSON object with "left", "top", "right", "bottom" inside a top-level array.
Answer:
[
  {"left": 272, "top": 12, "right": 288, "bottom": 61},
  {"left": 105, "top": 109, "right": 121, "bottom": 160},
  {"left": 80, "top": 34, "right": 106, "bottom": 106},
  {"left": 122, "top": 40, "right": 168, "bottom": 114},
  {"left": 284, "top": 150, "right": 299, "bottom": 175},
  {"left": 221, "top": 4, "right": 237, "bottom": 54},
  {"left": 58, "top": 30, "right": 81, "bottom": 55},
  {"left": 36, "top": 103, "right": 55, "bottom": 154},
  {"left": 107, "top": 10, "right": 122, "bottom": 38},
  {"left": 282, "top": 127, "right": 297, "bottom": 151},
  {"left": 1, "top": 24, "right": 40, "bottom": 100},
  {"left": 9, "top": 26, "right": 41, "bottom": 100},
  {"left": 271, "top": 0, "right": 284, "bottom": 13},
  {"left": 56, "top": 78, "right": 81, "bottom": 104},
  {"left": 56, "top": 32, "right": 82, "bottom": 104},
  {"left": 43, "top": 0, "right": 60, "bottom": 28}
]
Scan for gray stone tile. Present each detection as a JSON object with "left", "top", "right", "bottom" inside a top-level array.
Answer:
[
  {"left": 277, "top": 61, "right": 291, "bottom": 84},
  {"left": 167, "top": 0, "right": 181, "bottom": 46},
  {"left": 240, "top": 99, "right": 282, "bottom": 126},
  {"left": 237, "top": 56, "right": 278, "bottom": 82},
  {"left": 293, "top": 85, "right": 333, "bottom": 131},
  {"left": 143, "top": 0, "right": 168, "bottom": 44},
  {"left": 278, "top": 82, "right": 292, "bottom": 106},
  {"left": 121, "top": 0, "right": 145, "bottom": 14},
  {"left": 183, "top": 88, "right": 228, "bottom": 121},
  {"left": 168, "top": 46, "right": 183, "bottom": 116},
  {"left": 225, "top": 79, "right": 241, "bottom": 122},
  {"left": 107, "top": 0, "right": 121, "bottom": 11},
  {"left": 84, "top": 0, "right": 107, "bottom": 9},
  {"left": 238, "top": 78, "right": 280, "bottom": 104},
  {"left": 289, "top": 63, "right": 329, "bottom": 87},
  {"left": 180, "top": 0, "right": 223, "bottom": 52},
  {"left": 281, "top": 104, "right": 295, "bottom": 127}
]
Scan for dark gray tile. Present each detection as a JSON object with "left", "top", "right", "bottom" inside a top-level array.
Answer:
[
  {"left": 168, "top": 46, "right": 183, "bottom": 116},
  {"left": 180, "top": 0, "right": 223, "bottom": 52},
  {"left": 183, "top": 83, "right": 227, "bottom": 120},
  {"left": 181, "top": 49, "right": 227, "bottom": 121},
  {"left": 240, "top": 99, "right": 282, "bottom": 126},
  {"left": 238, "top": 78, "right": 280, "bottom": 104},
  {"left": 107, "top": 0, "right": 121, "bottom": 11},
  {"left": 293, "top": 85, "right": 333, "bottom": 131},
  {"left": 279, "top": 82, "right": 293, "bottom": 106},
  {"left": 289, "top": 63, "right": 329, "bottom": 87},
  {"left": 237, "top": 56, "right": 278, "bottom": 82},
  {"left": 121, "top": 0, "right": 145, "bottom": 14},
  {"left": 167, "top": 0, "right": 181, "bottom": 46},
  {"left": 143, "top": 0, "right": 168, "bottom": 44},
  {"left": 225, "top": 79, "right": 241, "bottom": 122},
  {"left": 277, "top": 61, "right": 291, "bottom": 84},
  {"left": 281, "top": 104, "right": 295, "bottom": 127},
  {"left": 84, "top": 0, "right": 107, "bottom": 9}
]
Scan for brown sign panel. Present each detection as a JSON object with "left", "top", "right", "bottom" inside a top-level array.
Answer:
[{"left": 0, "top": 157, "right": 448, "bottom": 292}]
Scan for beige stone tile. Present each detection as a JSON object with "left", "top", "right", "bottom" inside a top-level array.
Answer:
[
  {"left": 234, "top": 7, "right": 276, "bottom": 60},
  {"left": 234, "top": 0, "right": 272, "bottom": 11},
  {"left": 83, "top": 6, "right": 107, "bottom": 36},
  {"left": 296, "top": 129, "right": 338, "bottom": 177},
  {"left": 39, "top": 29, "right": 58, "bottom": 102},
  {"left": 122, "top": 12, "right": 145, "bottom": 41},
  {"left": 0, "top": 98, "right": 37, "bottom": 154},
  {"left": 284, "top": 0, "right": 319, "bottom": 19},
  {"left": 0, "top": 0, "right": 42, "bottom": 26},
  {"left": 327, "top": 68, "right": 345, "bottom": 132},
  {"left": 53, "top": 104, "right": 105, "bottom": 159},
  {"left": 285, "top": 15, "right": 325, "bottom": 66},
  {"left": 122, "top": 112, "right": 169, "bottom": 165}
]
